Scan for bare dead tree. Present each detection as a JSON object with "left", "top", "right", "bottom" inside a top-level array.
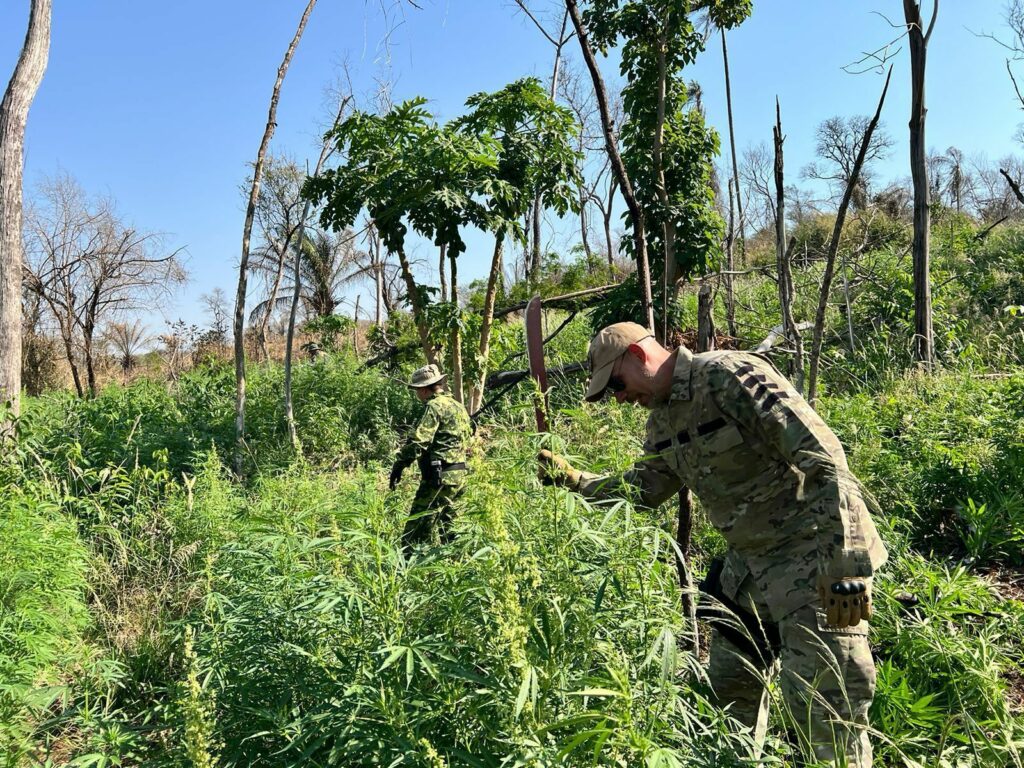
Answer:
[
  {"left": 249, "top": 156, "right": 307, "bottom": 361},
  {"left": 513, "top": 1, "right": 574, "bottom": 281},
  {"left": 561, "top": 63, "right": 624, "bottom": 272},
  {"left": 740, "top": 142, "right": 777, "bottom": 234},
  {"left": 566, "top": 0, "right": 655, "bottom": 332},
  {"left": 234, "top": 0, "right": 317, "bottom": 473},
  {"left": 0, "top": 0, "right": 51, "bottom": 430},
  {"left": 807, "top": 68, "right": 892, "bottom": 406},
  {"left": 721, "top": 27, "right": 745, "bottom": 265},
  {"left": 803, "top": 115, "right": 894, "bottom": 209},
  {"left": 773, "top": 99, "right": 804, "bottom": 392},
  {"left": 904, "top": 0, "right": 937, "bottom": 366},
  {"left": 201, "top": 287, "right": 231, "bottom": 344},
  {"left": 24, "top": 175, "right": 186, "bottom": 396}
]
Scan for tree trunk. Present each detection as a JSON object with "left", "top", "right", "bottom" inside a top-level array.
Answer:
[
  {"left": 773, "top": 99, "right": 803, "bottom": 391},
  {"left": 697, "top": 281, "right": 716, "bottom": 352},
  {"left": 83, "top": 321, "right": 97, "bottom": 397},
  {"left": 259, "top": 239, "right": 290, "bottom": 362},
  {"left": 369, "top": 224, "right": 384, "bottom": 326},
  {"left": 842, "top": 254, "right": 856, "bottom": 351},
  {"left": 528, "top": 9, "right": 570, "bottom": 284},
  {"left": 0, "top": 0, "right": 51, "bottom": 431},
  {"left": 438, "top": 242, "right": 448, "bottom": 302},
  {"left": 470, "top": 236, "right": 504, "bottom": 413},
  {"left": 722, "top": 28, "right": 745, "bottom": 266},
  {"left": 578, "top": 186, "right": 592, "bottom": 260},
  {"left": 234, "top": 0, "right": 317, "bottom": 474},
  {"left": 604, "top": 176, "right": 617, "bottom": 273},
  {"left": 352, "top": 294, "right": 360, "bottom": 355},
  {"left": 448, "top": 248, "right": 463, "bottom": 404},
  {"left": 677, "top": 277, "right": 718, "bottom": 657},
  {"left": 395, "top": 242, "right": 437, "bottom": 365},
  {"left": 566, "top": 0, "right": 655, "bottom": 333},
  {"left": 652, "top": 23, "right": 678, "bottom": 343},
  {"left": 807, "top": 69, "right": 892, "bottom": 405},
  {"left": 530, "top": 190, "right": 543, "bottom": 282},
  {"left": 59, "top": 322, "right": 84, "bottom": 398},
  {"left": 724, "top": 177, "right": 737, "bottom": 337},
  {"left": 905, "top": 0, "right": 935, "bottom": 366}
]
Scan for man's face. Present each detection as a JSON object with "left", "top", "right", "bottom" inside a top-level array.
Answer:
[
  {"left": 415, "top": 386, "right": 432, "bottom": 402},
  {"left": 606, "top": 347, "right": 657, "bottom": 409}
]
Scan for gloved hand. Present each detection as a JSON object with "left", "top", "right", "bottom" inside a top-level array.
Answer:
[
  {"left": 388, "top": 462, "right": 404, "bottom": 491},
  {"left": 817, "top": 575, "right": 873, "bottom": 628},
  {"left": 537, "top": 449, "right": 581, "bottom": 490}
]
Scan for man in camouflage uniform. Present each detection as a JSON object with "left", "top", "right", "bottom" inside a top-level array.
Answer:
[
  {"left": 539, "top": 322, "right": 887, "bottom": 767},
  {"left": 390, "top": 364, "right": 472, "bottom": 556}
]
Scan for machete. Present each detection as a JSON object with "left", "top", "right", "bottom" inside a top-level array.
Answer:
[{"left": 524, "top": 295, "right": 549, "bottom": 432}]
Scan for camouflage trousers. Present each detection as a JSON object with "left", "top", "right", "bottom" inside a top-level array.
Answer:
[
  {"left": 400, "top": 480, "right": 464, "bottom": 556},
  {"left": 706, "top": 573, "right": 876, "bottom": 767}
]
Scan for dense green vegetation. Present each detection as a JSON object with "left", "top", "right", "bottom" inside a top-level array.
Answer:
[{"left": 4, "top": 219, "right": 1024, "bottom": 766}]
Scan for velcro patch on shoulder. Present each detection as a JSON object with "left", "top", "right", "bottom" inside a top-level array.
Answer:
[
  {"left": 736, "top": 364, "right": 793, "bottom": 412},
  {"left": 761, "top": 391, "right": 790, "bottom": 411}
]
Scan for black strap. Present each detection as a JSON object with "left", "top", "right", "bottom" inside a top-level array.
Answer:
[
  {"left": 442, "top": 461, "right": 467, "bottom": 472},
  {"left": 654, "top": 416, "right": 728, "bottom": 451}
]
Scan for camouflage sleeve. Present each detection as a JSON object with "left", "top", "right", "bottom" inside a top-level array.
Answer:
[
  {"left": 708, "top": 359, "right": 874, "bottom": 578},
  {"left": 395, "top": 402, "right": 440, "bottom": 468},
  {"left": 575, "top": 438, "right": 682, "bottom": 511}
]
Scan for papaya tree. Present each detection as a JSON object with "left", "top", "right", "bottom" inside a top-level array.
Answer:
[
  {"left": 305, "top": 99, "right": 500, "bottom": 380},
  {"left": 406, "top": 122, "right": 501, "bottom": 402},
  {"left": 454, "top": 77, "right": 582, "bottom": 413},
  {"left": 305, "top": 99, "right": 441, "bottom": 363}
]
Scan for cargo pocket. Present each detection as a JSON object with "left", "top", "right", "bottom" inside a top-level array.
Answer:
[{"left": 694, "top": 423, "right": 749, "bottom": 494}]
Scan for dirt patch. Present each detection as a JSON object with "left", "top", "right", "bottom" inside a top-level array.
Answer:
[
  {"left": 1005, "top": 669, "right": 1024, "bottom": 715},
  {"left": 983, "top": 567, "right": 1024, "bottom": 603}
]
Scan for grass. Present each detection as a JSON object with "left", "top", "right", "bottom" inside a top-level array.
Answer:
[{"left": 4, "top": 236, "right": 1024, "bottom": 764}]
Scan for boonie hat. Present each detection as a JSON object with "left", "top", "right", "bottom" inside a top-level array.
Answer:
[
  {"left": 585, "top": 322, "right": 652, "bottom": 402},
  {"left": 408, "top": 363, "right": 447, "bottom": 388}
]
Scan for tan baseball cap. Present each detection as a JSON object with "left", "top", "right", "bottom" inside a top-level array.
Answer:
[
  {"left": 585, "top": 322, "right": 652, "bottom": 402},
  {"left": 408, "top": 363, "right": 446, "bottom": 388}
]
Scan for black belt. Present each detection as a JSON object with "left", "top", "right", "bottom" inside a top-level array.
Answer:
[
  {"left": 653, "top": 416, "right": 728, "bottom": 452},
  {"left": 442, "top": 461, "right": 467, "bottom": 472}
]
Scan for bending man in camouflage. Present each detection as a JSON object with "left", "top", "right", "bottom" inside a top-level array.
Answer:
[
  {"left": 390, "top": 364, "right": 472, "bottom": 556},
  {"left": 539, "top": 323, "right": 887, "bottom": 767}
]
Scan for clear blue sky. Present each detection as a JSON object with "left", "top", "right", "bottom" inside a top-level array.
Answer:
[{"left": 2, "top": 1, "right": 1021, "bottom": 331}]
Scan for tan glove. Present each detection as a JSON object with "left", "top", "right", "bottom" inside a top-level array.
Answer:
[
  {"left": 818, "top": 575, "right": 873, "bottom": 628},
  {"left": 537, "top": 449, "right": 582, "bottom": 490}
]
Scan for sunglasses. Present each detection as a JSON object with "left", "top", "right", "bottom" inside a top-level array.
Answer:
[{"left": 605, "top": 375, "right": 626, "bottom": 395}]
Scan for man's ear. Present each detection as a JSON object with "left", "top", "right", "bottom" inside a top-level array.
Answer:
[{"left": 626, "top": 343, "right": 647, "bottom": 364}]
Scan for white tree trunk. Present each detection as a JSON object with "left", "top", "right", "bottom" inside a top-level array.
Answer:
[
  {"left": 0, "top": 0, "right": 51, "bottom": 431},
  {"left": 234, "top": 0, "right": 317, "bottom": 473}
]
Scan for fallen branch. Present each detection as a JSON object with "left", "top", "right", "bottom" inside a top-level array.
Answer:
[
  {"left": 754, "top": 322, "right": 814, "bottom": 353},
  {"left": 360, "top": 341, "right": 418, "bottom": 370},
  {"left": 486, "top": 361, "right": 587, "bottom": 389},
  {"left": 493, "top": 283, "right": 619, "bottom": 319}
]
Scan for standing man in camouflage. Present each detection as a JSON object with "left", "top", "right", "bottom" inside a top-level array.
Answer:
[
  {"left": 390, "top": 364, "right": 472, "bottom": 556},
  {"left": 539, "top": 322, "right": 887, "bottom": 767}
]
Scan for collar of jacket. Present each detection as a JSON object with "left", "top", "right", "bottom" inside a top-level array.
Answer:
[{"left": 669, "top": 347, "right": 695, "bottom": 402}]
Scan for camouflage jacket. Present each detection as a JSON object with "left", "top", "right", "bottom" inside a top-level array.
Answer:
[
  {"left": 577, "top": 349, "right": 888, "bottom": 619},
  {"left": 394, "top": 392, "right": 472, "bottom": 480}
]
